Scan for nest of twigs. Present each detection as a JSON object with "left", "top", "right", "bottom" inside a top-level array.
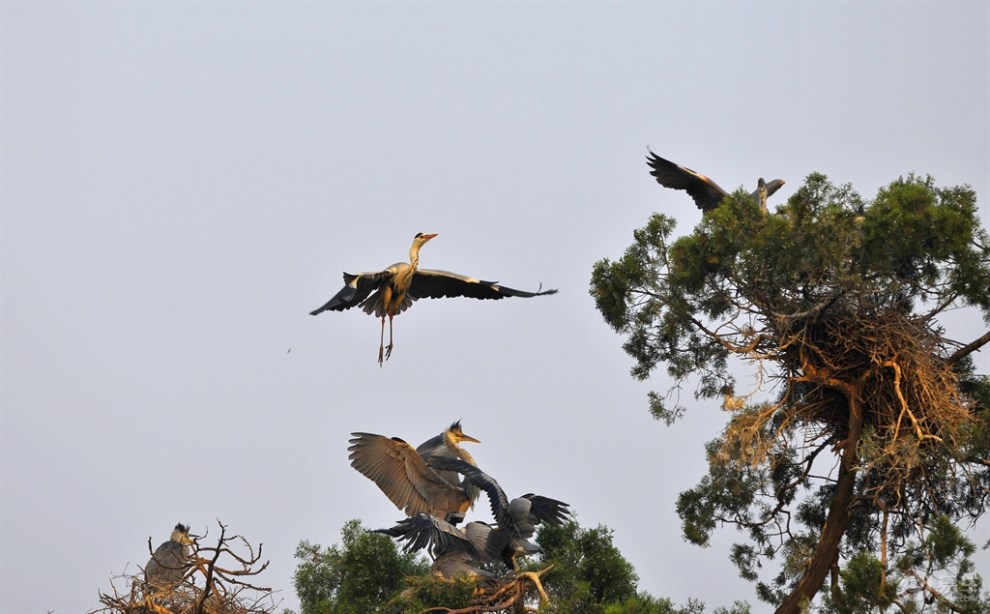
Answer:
[
  {"left": 785, "top": 309, "right": 973, "bottom": 445},
  {"left": 95, "top": 579, "right": 267, "bottom": 614},
  {"left": 93, "top": 522, "right": 277, "bottom": 614},
  {"left": 722, "top": 304, "right": 979, "bottom": 511},
  {"left": 394, "top": 565, "right": 554, "bottom": 614}
]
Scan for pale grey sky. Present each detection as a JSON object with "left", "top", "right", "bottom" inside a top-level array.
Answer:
[{"left": 2, "top": 3, "right": 988, "bottom": 613}]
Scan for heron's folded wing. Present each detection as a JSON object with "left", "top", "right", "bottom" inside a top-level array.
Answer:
[{"left": 464, "top": 521, "right": 510, "bottom": 563}]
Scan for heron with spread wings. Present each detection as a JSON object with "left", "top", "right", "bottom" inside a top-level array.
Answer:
[
  {"left": 428, "top": 456, "right": 569, "bottom": 569},
  {"left": 310, "top": 232, "right": 558, "bottom": 364},
  {"left": 646, "top": 150, "right": 785, "bottom": 214},
  {"left": 348, "top": 421, "right": 482, "bottom": 524},
  {"left": 377, "top": 456, "right": 570, "bottom": 575}
]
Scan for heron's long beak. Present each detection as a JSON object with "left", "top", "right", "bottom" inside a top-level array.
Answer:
[
  {"left": 422, "top": 233, "right": 438, "bottom": 240},
  {"left": 459, "top": 433, "right": 480, "bottom": 444}
]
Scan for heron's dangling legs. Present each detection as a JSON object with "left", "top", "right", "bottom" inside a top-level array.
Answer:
[
  {"left": 384, "top": 314, "right": 395, "bottom": 361},
  {"left": 378, "top": 316, "right": 387, "bottom": 366}
]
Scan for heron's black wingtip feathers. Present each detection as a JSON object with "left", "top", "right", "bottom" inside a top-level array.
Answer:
[
  {"left": 310, "top": 285, "right": 360, "bottom": 315},
  {"left": 496, "top": 284, "right": 559, "bottom": 299}
]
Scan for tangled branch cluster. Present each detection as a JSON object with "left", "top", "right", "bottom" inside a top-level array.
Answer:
[
  {"left": 94, "top": 521, "right": 277, "bottom": 614},
  {"left": 409, "top": 565, "right": 553, "bottom": 614},
  {"left": 784, "top": 309, "right": 973, "bottom": 443},
  {"left": 717, "top": 300, "right": 986, "bottom": 542}
]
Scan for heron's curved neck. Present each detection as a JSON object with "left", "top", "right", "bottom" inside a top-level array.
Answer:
[
  {"left": 447, "top": 436, "right": 476, "bottom": 466},
  {"left": 409, "top": 243, "right": 423, "bottom": 269}
]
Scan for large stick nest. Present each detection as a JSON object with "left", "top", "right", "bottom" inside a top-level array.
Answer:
[
  {"left": 720, "top": 303, "right": 983, "bottom": 516},
  {"left": 781, "top": 309, "right": 973, "bottom": 446}
]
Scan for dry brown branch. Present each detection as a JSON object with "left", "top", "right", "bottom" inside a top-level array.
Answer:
[
  {"left": 92, "top": 521, "right": 276, "bottom": 614},
  {"left": 417, "top": 565, "right": 554, "bottom": 614}
]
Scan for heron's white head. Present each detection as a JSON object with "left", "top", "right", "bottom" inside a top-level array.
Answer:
[
  {"left": 169, "top": 523, "right": 195, "bottom": 545},
  {"left": 446, "top": 420, "right": 480, "bottom": 445},
  {"left": 409, "top": 233, "right": 438, "bottom": 265},
  {"left": 413, "top": 232, "right": 438, "bottom": 246}
]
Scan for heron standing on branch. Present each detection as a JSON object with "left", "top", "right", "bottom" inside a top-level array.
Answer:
[
  {"left": 646, "top": 150, "right": 785, "bottom": 214},
  {"left": 144, "top": 523, "right": 195, "bottom": 593},
  {"left": 310, "top": 232, "right": 558, "bottom": 365}
]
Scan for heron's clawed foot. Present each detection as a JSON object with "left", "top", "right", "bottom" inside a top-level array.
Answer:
[{"left": 377, "top": 344, "right": 393, "bottom": 366}]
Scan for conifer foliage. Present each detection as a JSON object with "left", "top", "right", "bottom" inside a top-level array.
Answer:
[{"left": 591, "top": 174, "right": 990, "bottom": 612}]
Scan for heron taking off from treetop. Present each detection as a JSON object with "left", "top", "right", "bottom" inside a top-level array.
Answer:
[
  {"left": 144, "top": 523, "right": 195, "bottom": 593},
  {"left": 646, "top": 150, "right": 785, "bottom": 214},
  {"left": 310, "top": 232, "right": 557, "bottom": 365}
]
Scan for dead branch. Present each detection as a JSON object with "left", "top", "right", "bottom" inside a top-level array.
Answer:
[
  {"left": 416, "top": 565, "right": 555, "bottom": 614},
  {"left": 92, "top": 520, "right": 276, "bottom": 614}
]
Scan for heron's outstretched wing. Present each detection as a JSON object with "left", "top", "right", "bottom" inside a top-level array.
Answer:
[
  {"left": 646, "top": 150, "right": 728, "bottom": 212},
  {"left": 310, "top": 270, "right": 392, "bottom": 315},
  {"left": 426, "top": 457, "right": 513, "bottom": 529},
  {"left": 409, "top": 269, "right": 558, "bottom": 301},
  {"left": 762, "top": 179, "right": 786, "bottom": 200},
  {"left": 375, "top": 513, "right": 478, "bottom": 558},
  {"left": 520, "top": 494, "right": 570, "bottom": 526},
  {"left": 348, "top": 433, "right": 469, "bottom": 518},
  {"left": 509, "top": 494, "right": 571, "bottom": 537}
]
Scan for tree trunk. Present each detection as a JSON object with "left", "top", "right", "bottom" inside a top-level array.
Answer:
[{"left": 775, "top": 395, "right": 863, "bottom": 614}]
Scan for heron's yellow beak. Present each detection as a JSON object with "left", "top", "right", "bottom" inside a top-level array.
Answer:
[{"left": 458, "top": 433, "right": 480, "bottom": 444}]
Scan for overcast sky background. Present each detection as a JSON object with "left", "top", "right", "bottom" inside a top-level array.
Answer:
[{"left": 2, "top": 3, "right": 988, "bottom": 613}]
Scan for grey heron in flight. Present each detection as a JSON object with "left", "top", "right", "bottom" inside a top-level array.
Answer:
[
  {"left": 310, "top": 232, "right": 558, "bottom": 365},
  {"left": 646, "top": 150, "right": 785, "bottom": 214},
  {"left": 348, "top": 422, "right": 482, "bottom": 524},
  {"left": 144, "top": 523, "right": 195, "bottom": 593},
  {"left": 377, "top": 457, "right": 570, "bottom": 576}
]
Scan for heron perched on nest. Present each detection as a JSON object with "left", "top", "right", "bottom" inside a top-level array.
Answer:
[{"left": 144, "top": 523, "right": 195, "bottom": 592}]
